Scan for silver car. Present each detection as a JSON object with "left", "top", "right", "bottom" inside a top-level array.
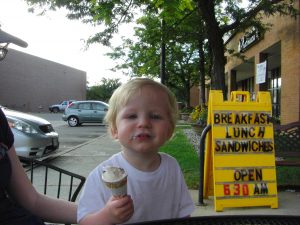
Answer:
[
  {"left": 2, "top": 108, "right": 59, "bottom": 158},
  {"left": 49, "top": 100, "right": 76, "bottom": 113},
  {"left": 62, "top": 100, "right": 109, "bottom": 127}
]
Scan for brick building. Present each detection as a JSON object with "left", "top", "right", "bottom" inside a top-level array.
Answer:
[
  {"left": 224, "top": 2, "right": 300, "bottom": 125},
  {"left": 0, "top": 49, "right": 86, "bottom": 112}
]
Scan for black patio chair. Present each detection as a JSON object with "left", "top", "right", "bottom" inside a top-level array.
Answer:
[{"left": 20, "top": 156, "right": 86, "bottom": 225}]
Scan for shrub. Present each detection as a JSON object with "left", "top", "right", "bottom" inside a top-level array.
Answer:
[{"left": 190, "top": 105, "right": 208, "bottom": 125}]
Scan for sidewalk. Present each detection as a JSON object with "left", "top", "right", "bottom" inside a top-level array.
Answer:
[{"left": 41, "top": 133, "right": 300, "bottom": 216}]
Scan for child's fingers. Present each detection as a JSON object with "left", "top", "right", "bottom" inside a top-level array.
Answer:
[
  {"left": 116, "top": 205, "right": 134, "bottom": 222},
  {"left": 110, "top": 196, "right": 134, "bottom": 222},
  {"left": 112, "top": 195, "right": 133, "bottom": 208}
]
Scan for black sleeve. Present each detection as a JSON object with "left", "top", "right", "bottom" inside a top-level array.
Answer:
[{"left": 0, "top": 108, "right": 14, "bottom": 150}]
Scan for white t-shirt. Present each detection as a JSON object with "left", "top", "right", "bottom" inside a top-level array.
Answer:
[{"left": 77, "top": 152, "right": 195, "bottom": 224}]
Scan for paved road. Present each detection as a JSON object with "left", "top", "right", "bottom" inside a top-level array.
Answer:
[{"left": 31, "top": 112, "right": 107, "bottom": 161}]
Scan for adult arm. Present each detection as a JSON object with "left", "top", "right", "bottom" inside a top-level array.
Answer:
[{"left": 7, "top": 145, "right": 77, "bottom": 224}]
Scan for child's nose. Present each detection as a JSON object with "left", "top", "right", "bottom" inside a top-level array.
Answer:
[{"left": 138, "top": 116, "right": 151, "bottom": 128}]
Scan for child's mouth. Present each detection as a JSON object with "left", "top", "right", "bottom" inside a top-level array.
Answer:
[{"left": 131, "top": 133, "right": 153, "bottom": 140}]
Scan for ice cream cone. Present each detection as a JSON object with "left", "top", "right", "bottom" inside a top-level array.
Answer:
[{"left": 102, "top": 166, "right": 127, "bottom": 197}]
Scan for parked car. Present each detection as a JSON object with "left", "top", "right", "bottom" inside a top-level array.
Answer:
[
  {"left": 49, "top": 100, "right": 75, "bottom": 113},
  {"left": 2, "top": 107, "right": 59, "bottom": 158},
  {"left": 62, "top": 100, "right": 109, "bottom": 127}
]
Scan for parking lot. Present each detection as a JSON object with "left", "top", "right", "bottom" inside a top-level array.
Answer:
[{"left": 31, "top": 112, "right": 108, "bottom": 161}]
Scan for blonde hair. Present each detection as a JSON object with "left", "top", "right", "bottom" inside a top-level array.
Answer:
[{"left": 105, "top": 78, "right": 178, "bottom": 135}]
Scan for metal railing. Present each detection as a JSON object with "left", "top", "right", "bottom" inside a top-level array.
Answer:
[{"left": 20, "top": 156, "right": 86, "bottom": 203}]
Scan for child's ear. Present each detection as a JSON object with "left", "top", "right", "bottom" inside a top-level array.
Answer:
[
  {"left": 111, "top": 127, "right": 118, "bottom": 139},
  {"left": 166, "top": 126, "right": 174, "bottom": 140}
]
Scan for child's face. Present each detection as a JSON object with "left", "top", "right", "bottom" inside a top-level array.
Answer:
[{"left": 111, "top": 85, "right": 173, "bottom": 155}]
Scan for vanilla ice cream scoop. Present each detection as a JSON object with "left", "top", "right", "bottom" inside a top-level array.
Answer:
[
  {"left": 102, "top": 166, "right": 127, "bottom": 182},
  {"left": 102, "top": 166, "right": 127, "bottom": 197}
]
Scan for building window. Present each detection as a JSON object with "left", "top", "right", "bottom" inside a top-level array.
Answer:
[{"left": 267, "top": 67, "right": 281, "bottom": 120}]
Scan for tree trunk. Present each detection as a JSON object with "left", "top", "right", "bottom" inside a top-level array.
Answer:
[
  {"left": 160, "top": 19, "right": 166, "bottom": 84},
  {"left": 185, "top": 80, "right": 191, "bottom": 108},
  {"left": 196, "top": 3, "right": 206, "bottom": 106},
  {"left": 197, "top": 0, "right": 226, "bottom": 93},
  {"left": 198, "top": 37, "right": 206, "bottom": 106}
]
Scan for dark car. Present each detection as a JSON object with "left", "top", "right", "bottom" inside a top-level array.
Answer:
[
  {"left": 62, "top": 100, "right": 109, "bottom": 127},
  {"left": 2, "top": 107, "right": 59, "bottom": 158}
]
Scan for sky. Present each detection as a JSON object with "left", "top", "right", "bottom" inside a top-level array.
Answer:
[{"left": 0, "top": 0, "right": 132, "bottom": 85}]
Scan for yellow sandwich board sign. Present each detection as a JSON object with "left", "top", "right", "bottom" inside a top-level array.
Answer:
[{"left": 203, "top": 90, "right": 278, "bottom": 212}]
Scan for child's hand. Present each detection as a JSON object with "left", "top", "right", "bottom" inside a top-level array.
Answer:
[
  {"left": 79, "top": 195, "right": 134, "bottom": 225},
  {"left": 104, "top": 195, "right": 134, "bottom": 225}
]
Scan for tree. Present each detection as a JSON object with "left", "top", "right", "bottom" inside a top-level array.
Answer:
[
  {"left": 25, "top": 0, "right": 299, "bottom": 95},
  {"left": 107, "top": 11, "right": 201, "bottom": 107},
  {"left": 195, "top": 0, "right": 299, "bottom": 93},
  {"left": 24, "top": 0, "right": 197, "bottom": 75},
  {"left": 87, "top": 78, "right": 121, "bottom": 102},
  {"left": 21, "top": 0, "right": 201, "bottom": 96}
]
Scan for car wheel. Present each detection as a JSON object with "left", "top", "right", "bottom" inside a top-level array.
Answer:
[
  {"left": 52, "top": 107, "right": 59, "bottom": 113},
  {"left": 68, "top": 116, "right": 79, "bottom": 127}
]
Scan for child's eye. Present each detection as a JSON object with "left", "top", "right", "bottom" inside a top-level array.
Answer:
[
  {"left": 150, "top": 114, "right": 162, "bottom": 120},
  {"left": 127, "top": 114, "right": 137, "bottom": 119}
]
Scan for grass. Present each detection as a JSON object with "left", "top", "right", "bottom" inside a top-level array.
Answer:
[
  {"left": 160, "top": 125, "right": 300, "bottom": 190},
  {"left": 160, "top": 126, "right": 200, "bottom": 189}
]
